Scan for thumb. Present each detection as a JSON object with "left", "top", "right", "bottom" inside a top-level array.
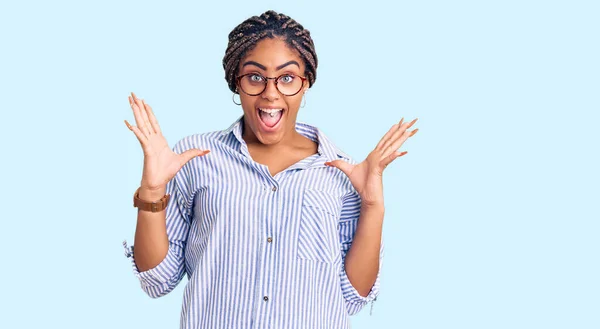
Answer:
[
  {"left": 325, "top": 159, "right": 353, "bottom": 176},
  {"left": 180, "top": 149, "right": 210, "bottom": 165}
]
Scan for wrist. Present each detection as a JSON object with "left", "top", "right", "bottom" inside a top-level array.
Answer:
[
  {"left": 360, "top": 201, "right": 385, "bottom": 214},
  {"left": 138, "top": 186, "right": 167, "bottom": 201}
]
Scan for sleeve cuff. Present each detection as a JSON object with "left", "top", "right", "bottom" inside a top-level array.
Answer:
[
  {"left": 339, "top": 236, "right": 384, "bottom": 315},
  {"left": 340, "top": 266, "right": 379, "bottom": 304},
  {"left": 339, "top": 266, "right": 380, "bottom": 316},
  {"left": 122, "top": 239, "right": 184, "bottom": 287}
]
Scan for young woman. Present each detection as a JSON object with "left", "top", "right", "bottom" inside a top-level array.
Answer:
[{"left": 123, "top": 10, "right": 418, "bottom": 329}]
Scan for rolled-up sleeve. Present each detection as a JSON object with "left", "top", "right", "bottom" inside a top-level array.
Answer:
[
  {"left": 123, "top": 173, "right": 191, "bottom": 298},
  {"left": 338, "top": 189, "right": 384, "bottom": 315}
]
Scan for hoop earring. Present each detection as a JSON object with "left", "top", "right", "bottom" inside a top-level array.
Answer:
[
  {"left": 300, "top": 93, "right": 306, "bottom": 108},
  {"left": 232, "top": 90, "right": 241, "bottom": 106}
]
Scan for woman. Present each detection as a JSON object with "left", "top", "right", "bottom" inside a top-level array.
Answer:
[{"left": 123, "top": 10, "right": 418, "bottom": 329}]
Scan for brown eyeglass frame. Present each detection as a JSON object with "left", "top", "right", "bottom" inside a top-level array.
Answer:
[{"left": 236, "top": 73, "right": 308, "bottom": 96}]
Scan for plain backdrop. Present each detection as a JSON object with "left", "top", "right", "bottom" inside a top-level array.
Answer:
[{"left": 1, "top": 0, "right": 598, "bottom": 328}]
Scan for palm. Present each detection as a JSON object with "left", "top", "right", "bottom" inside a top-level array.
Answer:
[
  {"left": 125, "top": 92, "right": 209, "bottom": 190},
  {"left": 141, "top": 141, "right": 188, "bottom": 189},
  {"left": 326, "top": 118, "right": 418, "bottom": 206},
  {"left": 341, "top": 159, "right": 383, "bottom": 205}
]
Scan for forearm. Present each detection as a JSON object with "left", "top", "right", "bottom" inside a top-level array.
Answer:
[
  {"left": 344, "top": 203, "right": 384, "bottom": 297},
  {"left": 133, "top": 186, "right": 169, "bottom": 272}
]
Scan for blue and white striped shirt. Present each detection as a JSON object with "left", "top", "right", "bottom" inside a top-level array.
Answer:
[{"left": 124, "top": 116, "right": 383, "bottom": 329}]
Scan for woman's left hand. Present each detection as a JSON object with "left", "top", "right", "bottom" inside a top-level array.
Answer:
[{"left": 325, "top": 118, "right": 418, "bottom": 208}]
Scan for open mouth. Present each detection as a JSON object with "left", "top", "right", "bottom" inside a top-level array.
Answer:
[{"left": 257, "top": 107, "right": 284, "bottom": 130}]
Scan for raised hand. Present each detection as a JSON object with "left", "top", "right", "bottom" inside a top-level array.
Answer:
[
  {"left": 124, "top": 92, "right": 209, "bottom": 193},
  {"left": 325, "top": 118, "right": 418, "bottom": 207}
]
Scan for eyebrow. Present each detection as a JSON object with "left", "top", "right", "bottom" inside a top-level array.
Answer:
[{"left": 242, "top": 60, "right": 300, "bottom": 71}]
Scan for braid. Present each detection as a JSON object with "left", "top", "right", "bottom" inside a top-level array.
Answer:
[{"left": 222, "top": 10, "right": 318, "bottom": 93}]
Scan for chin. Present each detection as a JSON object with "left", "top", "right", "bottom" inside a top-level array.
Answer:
[{"left": 252, "top": 123, "right": 287, "bottom": 145}]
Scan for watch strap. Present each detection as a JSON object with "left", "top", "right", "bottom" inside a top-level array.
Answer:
[{"left": 133, "top": 187, "right": 170, "bottom": 212}]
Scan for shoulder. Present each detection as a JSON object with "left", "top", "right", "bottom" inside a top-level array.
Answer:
[
  {"left": 300, "top": 123, "right": 359, "bottom": 195},
  {"left": 171, "top": 130, "right": 230, "bottom": 153},
  {"left": 296, "top": 121, "right": 356, "bottom": 163},
  {"left": 169, "top": 130, "right": 229, "bottom": 184}
]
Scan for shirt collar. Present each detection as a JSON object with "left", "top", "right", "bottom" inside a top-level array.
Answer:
[{"left": 220, "top": 115, "right": 350, "bottom": 162}]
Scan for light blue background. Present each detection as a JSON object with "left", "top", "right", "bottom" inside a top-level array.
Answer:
[{"left": 1, "top": 0, "right": 598, "bottom": 328}]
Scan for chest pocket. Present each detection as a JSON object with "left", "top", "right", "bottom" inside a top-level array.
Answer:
[{"left": 297, "top": 189, "right": 342, "bottom": 264}]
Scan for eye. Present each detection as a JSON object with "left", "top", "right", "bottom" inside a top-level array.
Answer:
[
  {"left": 278, "top": 74, "right": 295, "bottom": 84},
  {"left": 249, "top": 74, "right": 265, "bottom": 83}
]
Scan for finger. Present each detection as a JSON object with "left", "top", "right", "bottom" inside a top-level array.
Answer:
[
  {"left": 381, "top": 118, "right": 418, "bottom": 152},
  {"left": 381, "top": 150, "right": 408, "bottom": 168},
  {"left": 324, "top": 159, "right": 354, "bottom": 176},
  {"left": 383, "top": 128, "right": 412, "bottom": 158},
  {"left": 179, "top": 149, "right": 210, "bottom": 167},
  {"left": 130, "top": 94, "right": 151, "bottom": 138},
  {"left": 142, "top": 100, "right": 162, "bottom": 135},
  {"left": 131, "top": 92, "right": 152, "bottom": 136},
  {"left": 125, "top": 120, "right": 148, "bottom": 146},
  {"left": 375, "top": 118, "right": 403, "bottom": 151},
  {"left": 383, "top": 127, "right": 416, "bottom": 159},
  {"left": 409, "top": 128, "right": 419, "bottom": 137},
  {"left": 406, "top": 117, "right": 418, "bottom": 130},
  {"left": 132, "top": 92, "right": 154, "bottom": 135}
]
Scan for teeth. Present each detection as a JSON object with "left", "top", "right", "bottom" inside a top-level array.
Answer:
[
  {"left": 259, "top": 108, "right": 283, "bottom": 117},
  {"left": 259, "top": 108, "right": 282, "bottom": 113}
]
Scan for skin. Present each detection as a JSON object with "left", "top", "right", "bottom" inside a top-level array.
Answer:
[
  {"left": 124, "top": 37, "right": 419, "bottom": 297},
  {"left": 236, "top": 37, "right": 315, "bottom": 176}
]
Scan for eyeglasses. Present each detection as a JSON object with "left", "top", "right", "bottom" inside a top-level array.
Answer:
[{"left": 236, "top": 73, "right": 307, "bottom": 96}]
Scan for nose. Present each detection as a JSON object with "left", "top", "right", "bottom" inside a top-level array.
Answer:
[{"left": 261, "top": 78, "right": 280, "bottom": 101}]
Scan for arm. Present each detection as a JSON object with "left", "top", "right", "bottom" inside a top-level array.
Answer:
[
  {"left": 327, "top": 117, "right": 418, "bottom": 314},
  {"left": 122, "top": 93, "right": 206, "bottom": 298},
  {"left": 125, "top": 176, "right": 191, "bottom": 298},
  {"left": 338, "top": 190, "right": 384, "bottom": 315},
  {"left": 344, "top": 202, "right": 384, "bottom": 297},
  {"left": 134, "top": 186, "right": 169, "bottom": 272}
]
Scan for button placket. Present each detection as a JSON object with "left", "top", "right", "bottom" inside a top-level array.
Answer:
[
  {"left": 266, "top": 183, "right": 277, "bottom": 245},
  {"left": 258, "top": 178, "right": 278, "bottom": 313}
]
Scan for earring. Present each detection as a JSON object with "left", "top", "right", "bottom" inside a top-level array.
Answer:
[
  {"left": 232, "top": 89, "right": 241, "bottom": 106},
  {"left": 300, "top": 92, "right": 306, "bottom": 108}
]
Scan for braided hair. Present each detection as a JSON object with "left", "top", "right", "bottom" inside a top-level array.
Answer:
[{"left": 222, "top": 10, "right": 318, "bottom": 93}]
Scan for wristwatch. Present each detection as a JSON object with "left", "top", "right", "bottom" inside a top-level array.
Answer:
[{"left": 133, "top": 187, "right": 170, "bottom": 212}]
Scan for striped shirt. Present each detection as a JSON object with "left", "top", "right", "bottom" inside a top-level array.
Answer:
[{"left": 123, "top": 116, "right": 383, "bottom": 329}]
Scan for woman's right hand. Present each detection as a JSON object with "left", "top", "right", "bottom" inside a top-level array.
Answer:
[{"left": 125, "top": 92, "right": 209, "bottom": 195}]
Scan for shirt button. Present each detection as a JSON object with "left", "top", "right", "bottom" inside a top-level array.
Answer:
[
  {"left": 263, "top": 296, "right": 269, "bottom": 301},
  {"left": 271, "top": 186, "right": 277, "bottom": 192},
  {"left": 267, "top": 237, "right": 273, "bottom": 243}
]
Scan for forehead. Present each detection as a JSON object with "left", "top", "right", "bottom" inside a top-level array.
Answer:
[{"left": 240, "top": 37, "right": 304, "bottom": 72}]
